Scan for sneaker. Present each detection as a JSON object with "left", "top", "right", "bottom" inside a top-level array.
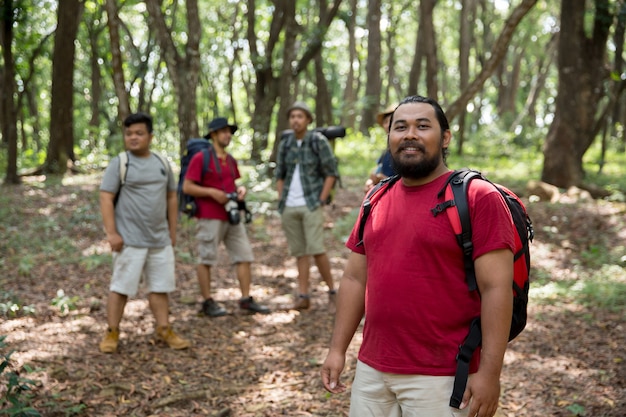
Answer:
[
  {"left": 293, "top": 294, "right": 311, "bottom": 310},
  {"left": 155, "top": 325, "right": 191, "bottom": 350},
  {"left": 99, "top": 327, "right": 119, "bottom": 353},
  {"left": 328, "top": 290, "right": 337, "bottom": 314},
  {"left": 239, "top": 296, "right": 270, "bottom": 314},
  {"left": 201, "top": 298, "right": 227, "bottom": 317}
]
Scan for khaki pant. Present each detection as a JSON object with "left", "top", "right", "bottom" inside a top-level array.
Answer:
[{"left": 350, "top": 360, "right": 504, "bottom": 417}]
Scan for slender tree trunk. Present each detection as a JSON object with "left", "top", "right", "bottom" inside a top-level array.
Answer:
[
  {"left": 1, "top": 0, "right": 20, "bottom": 184},
  {"left": 44, "top": 0, "right": 84, "bottom": 174},
  {"left": 445, "top": 0, "right": 537, "bottom": 122},
  {"left": 457, "top": 0, "right": 474, "bottom": 155},
  {"left": 145, "top": 0, "right": 201, "bottom": 155},
  {"left": 421, "top": 0, "right": 439, "bottom": 100},
  {"left": 360, "top": 0, "right": 382, "bottom": 134},
  {"left": 105, "top": 0, "right": 131, "bottom": 124},
  {"left": 341, "top": 0, "right": 358, "bottom": 129}
]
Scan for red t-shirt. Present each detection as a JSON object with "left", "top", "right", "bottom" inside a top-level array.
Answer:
[
  {"left": 184, "top": 151, "right": 240, "bottom": 221},
  {"left": 346, "top": 171, "right": 515, "bottom": 376}
]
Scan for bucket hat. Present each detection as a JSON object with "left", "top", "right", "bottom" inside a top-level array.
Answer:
[{"left": 204, "top": 117, "right": 238, "bottom": 138}]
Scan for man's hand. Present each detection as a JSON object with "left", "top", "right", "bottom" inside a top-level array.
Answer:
[
  {"left": 460, "top": 369, "right": 501, "bottom": 417},
  {"left": 106, "top": 232, "right": 124, "bottom": 253},
  {"left": 321, "top": 350, "right": 347, "bottom": 394}
]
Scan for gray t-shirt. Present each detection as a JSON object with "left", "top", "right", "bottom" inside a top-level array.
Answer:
[{"left": 100, "top": 152, "right": 176, "bottom": 248}]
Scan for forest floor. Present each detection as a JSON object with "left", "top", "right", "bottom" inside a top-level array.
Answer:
[{"left": 1, "top": 172, "right": 625, "bottom": 417}]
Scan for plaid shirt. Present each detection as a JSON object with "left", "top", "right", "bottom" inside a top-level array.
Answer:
[{"left": 275, "top": 131, "right": 339, "bottom": 213}]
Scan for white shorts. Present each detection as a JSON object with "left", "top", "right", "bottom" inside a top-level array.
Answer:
[
  {"left": 110, "top": 245, "right": 176, "bottom": 296},
  {"left": 349, "top": 360, "right": 471, "bottom": 417}
]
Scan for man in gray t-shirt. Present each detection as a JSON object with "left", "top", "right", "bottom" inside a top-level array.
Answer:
[{"left": 98, "top": 112, "right": 190, "bottom": 353}]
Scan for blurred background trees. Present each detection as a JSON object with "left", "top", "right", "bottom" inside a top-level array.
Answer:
[{"left": 0, "top": 0, "right": 625, "bottom": 191}]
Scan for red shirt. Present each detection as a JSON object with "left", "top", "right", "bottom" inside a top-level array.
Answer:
[
  {"left": 346, "top": 171, "right": 515, "bottom": 376},
  {"left": 184, "top": 151, "right": 240, "bottom": 221}
]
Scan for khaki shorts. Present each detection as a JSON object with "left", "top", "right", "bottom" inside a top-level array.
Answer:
[
  {"left": 110, "top": 245, "right": 175, "bottom": 296},
  {"left": 350, "top": 360, "right": 474, "bottom": 417},
  {"left": 281, "top": 205, "right": 325, "bottom": 257},
  {"left": 196, "top": 219, "right": 254, "bottom": 265}
]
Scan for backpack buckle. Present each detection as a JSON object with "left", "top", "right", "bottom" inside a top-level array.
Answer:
[{"left": 430, "top": 200, "right": 455, "bottom": 217}]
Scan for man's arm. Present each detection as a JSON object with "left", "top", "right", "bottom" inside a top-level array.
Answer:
[
  {"left": 166, "top": 190, "right": 177, "bottom": 246},
  {"left": 100, "top": 191, "right": 123, "bottom": 252},
  {"left": 276, "top": 179, "right": 284, "bottom": 201},
  {"left": 462, "top": 248, "right": 513, "bottom": 417},
  {"left": 319, "top": 176, "right": 336, "bottom": 204},
  {"left": 321, "top": 251, "right": 367, "bottom": 393},
  {"left": 182, "top": 178, "right": 230, "bottom": 205}
]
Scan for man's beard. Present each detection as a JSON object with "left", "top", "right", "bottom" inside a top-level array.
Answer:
[{"left": 390, "top": 143, "right": 442, "bottom": 179}]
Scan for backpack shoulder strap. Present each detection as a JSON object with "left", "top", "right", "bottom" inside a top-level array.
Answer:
[
  {"left": 118, "top": 151, "right": 129, "bottom": 185},
  {"left": 151, "top": 151, "right": 170, "bottom": 175},
  {"left": 356, "top": 174, "right": 400, "bottom": 246}
]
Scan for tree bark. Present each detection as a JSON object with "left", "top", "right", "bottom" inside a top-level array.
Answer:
[
  {"left": 104, "top": 0, "right": 131, "bottom": 125},
  {"left": 44, "top": 0, "right": 84, "bottom": 174},
  {"left": 360, "top": 0, "right": 382, "bottom": 134},
  {"left": 145, "top": 0, "right": 201, "bottom": 155},
  {"left": 541, "top": 0, "right": 612, "bottom": 188},
  {"left": 1, "top": 0, "right": 20, "bottom": 184}
]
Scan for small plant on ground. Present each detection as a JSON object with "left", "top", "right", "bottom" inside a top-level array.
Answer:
[{"left": 0, "top": 336, "right": 41, "bottom": 417}]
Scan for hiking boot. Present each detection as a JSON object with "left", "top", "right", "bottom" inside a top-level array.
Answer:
[
  {"left": 201, "top": 298, "right": 227, "bottom": 317},
  {"left": 155, "top": 325, "right": 191, "bottom": 350},
  {"left": 328, "top": 290, "right": 337, "bottom": 314},
  {"left": 239, "top": 296, "right": 270, "bottom": 314},
  {"left": 293, "top": 294, "right": 311, "bottom": 310},
  {"left": 99, "top": 327, "right": 119, "bottom": 353}
]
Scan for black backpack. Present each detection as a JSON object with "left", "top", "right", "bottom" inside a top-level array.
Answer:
[
  {"left": 357, "top": 169, "right": 533, "bottom": 409},
  {"left": 177, "top": 138, "right": 236, "bottom": 217}
]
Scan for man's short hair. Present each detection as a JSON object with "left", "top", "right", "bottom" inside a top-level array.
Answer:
[{"left": 123, "top": 112, "right": 153, "bottom": 133}]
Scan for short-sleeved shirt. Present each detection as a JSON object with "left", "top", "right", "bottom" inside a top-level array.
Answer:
[
  {"left": 274, "top": 131, "right": 339, "bottom": 213},
  {"left": 346, "top": 171, "right": 515, "bottom": 376},
  {"left": 376, "top": 150, "right": 395, "bottom": 177},
  {"left": 100, "top": 152, "right": 175, "bottom": 248},
  {"left": 184, "top": 150, "right": 240, "bottom": 221}
]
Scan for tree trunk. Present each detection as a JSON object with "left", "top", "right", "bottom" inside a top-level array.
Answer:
[
  {"left": 44, "top": 0, "right": 83, "bottom": 175},
  {"left": 145, "top": 0, "right": 201, "bottom": 155},
  {"left": 541, "top": 0, "right": 612, "bottom": 188},
  {"left": 421, "top": 0, "right": 439, "bottom": 100},
  {"left": 360, "top": 0, "right": 382, "bottom": 134},
  {"left": 457, "top": 0, "right": 475, "bottom": 155},
  {"left": 105, "top": 0, "right": 131, "bottom": 125},
  {"left": 340, "top": 0, "right": 359, "bottom": 130},
  {"left": 1, "top": 0, "right": 20, "bottom": 184},
  {"left": 445, "top": 0, "right": 537, "bottom": 122}
]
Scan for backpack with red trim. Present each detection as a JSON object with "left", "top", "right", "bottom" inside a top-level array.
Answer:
[{"left": 357, "top": 169, "right": 533, "bottom": 409}]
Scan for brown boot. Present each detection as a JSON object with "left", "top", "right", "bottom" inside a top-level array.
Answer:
[
  {"left": 293, "top": 294, "right": 311, "bottom": 310},
  {"left": 155, "top": 325, "right": 191, "bottom": 350},
  {"left": 99, "top": 327, "right": 119, "bottom": 353}
]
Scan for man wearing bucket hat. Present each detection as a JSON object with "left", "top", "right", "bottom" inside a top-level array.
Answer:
[
  {"left": 182, "top": 117, "right": 270, "bottom": 317},
  {"left": 364, "top": 104, "right": 397, "bottom": 193},
  {"left": 274, "top": 101, "right": 339, "bottom": 312}
]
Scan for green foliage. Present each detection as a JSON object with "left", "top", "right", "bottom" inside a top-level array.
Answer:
[
  {"left": 50, "top": 290, "right": 80, "bottom": 315},
  {"left": 531, "top": 264, "right": 626, "bottom": 312},
  {"left": 0, "top": 292, "right": 36, "bottom": 319},
  {"left": 0, "top": 336, "right": 41, "bottom": 417}
]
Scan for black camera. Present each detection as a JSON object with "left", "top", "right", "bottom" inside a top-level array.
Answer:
[
  {"left": 225, "top": 192, "right": 240, "bottom": 225},
  {"left": 313, "top": 126, "right": 346, "bottom": 140},
  {"left": 280, "top": 125, "right": 346, "bottom": 141}
]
